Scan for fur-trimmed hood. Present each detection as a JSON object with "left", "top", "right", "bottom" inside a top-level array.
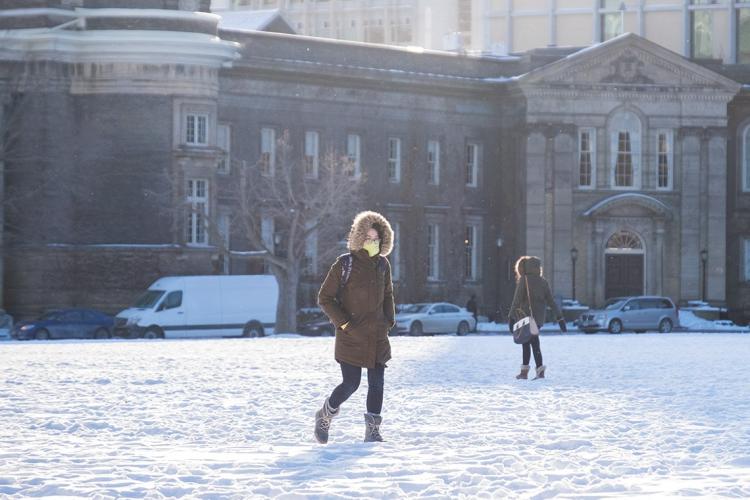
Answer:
[{"left": 347, "top": 210, "right": 394, "bottom": 257}]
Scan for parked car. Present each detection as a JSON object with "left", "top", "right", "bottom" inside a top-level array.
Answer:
[
  {"left": 578, "top": 296, "right": 679, "bottom": 334},
  {"left": 11, "top": 309, "right": 114, "bottom": 340},
  {"left": 114, "top": 275, "right": 278, "bottom": 339},
  {"left": 394, "top": 302, "right": 476, "bottom": 336},
  {"left": 297, "top": 309, "right": 335, "bottom": 337}
]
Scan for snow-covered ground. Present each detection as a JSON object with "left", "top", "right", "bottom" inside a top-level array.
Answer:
[{"left": 1, "top": 333, "right": 749, "bottom": 498}]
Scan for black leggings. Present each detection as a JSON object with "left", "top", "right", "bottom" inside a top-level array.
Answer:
[
  {"left": 522, "top": 335, "right": 543, "bottom": 367},
  {"left": 328, "top": 361, "right": 385, "bottom": 414}
]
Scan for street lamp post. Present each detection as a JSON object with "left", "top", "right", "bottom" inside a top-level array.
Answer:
[
  {"left": 700, "top": 249, "right": 708, "bottom": 301},
  {"left": 570, "top": 247, "right": 578, "bottom": 301}
]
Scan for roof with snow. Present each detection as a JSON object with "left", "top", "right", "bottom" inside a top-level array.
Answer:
[{"left": 217, "top": 9, "right": 295, "bottom": 35}]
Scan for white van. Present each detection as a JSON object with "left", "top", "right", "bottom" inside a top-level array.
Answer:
[{"left": 114, "top": 275, "right": 278, "bottom": 339}]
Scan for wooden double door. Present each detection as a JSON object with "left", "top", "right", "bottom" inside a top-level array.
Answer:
[{"left": 605, "top": 253, "right": 644, "bottom": 299}]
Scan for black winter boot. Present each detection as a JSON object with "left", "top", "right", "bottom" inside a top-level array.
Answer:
[
  {"left": 516, "top": 365, "right": 530, "bottom": 380},
  {"left": 314, "top": 398, "right": 339, "bottom": 444},
  {"left": 364, "top": 413, "right": 384, "bottom": 442},
  {"left": 533, "top": 365, "right": 546, "bottom": 380}
]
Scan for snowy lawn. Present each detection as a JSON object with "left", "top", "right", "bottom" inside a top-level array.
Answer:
[{"left": 1, "top": 333, "right": 749, "bottom": 498}]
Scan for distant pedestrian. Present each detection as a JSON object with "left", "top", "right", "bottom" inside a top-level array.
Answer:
[
  {"left": 508, "top": 256, "right": 566, "bottom": 380},
  {"left": 314, "top": 211, "right": 395, "bottom": 444},
  {"left": 466, "top": 294, "right": 478, "bottom": 332}
]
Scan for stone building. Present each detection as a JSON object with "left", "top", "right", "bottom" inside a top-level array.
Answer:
[{"left": 2, "top": 2, "right": 750, "bottom": 324}]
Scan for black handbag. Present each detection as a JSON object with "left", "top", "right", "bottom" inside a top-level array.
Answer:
[{"left": 512, "top": 276, "right": 539, "bottom": 344}]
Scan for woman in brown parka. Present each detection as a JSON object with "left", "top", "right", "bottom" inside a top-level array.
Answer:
[
  {"left": 508, "top": 256, "right": 567, "bottom": 380},
  {"left": 314, "top": 211, "right": 395, "bottom": 444}
]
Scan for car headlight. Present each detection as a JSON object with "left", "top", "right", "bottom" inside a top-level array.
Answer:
[
  {"left": 595, "top": 314, "right": 606, "bottom": 321},
  {"left": 126, "top": 316, "right": 141, "bottom": 326},
  {"left": 20, "top": 324, "right": 34, "bottom": 331}
]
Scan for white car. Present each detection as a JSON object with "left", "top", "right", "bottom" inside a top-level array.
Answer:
[{"left": 394, "top": 302, "right": 476, "bottom": 336}]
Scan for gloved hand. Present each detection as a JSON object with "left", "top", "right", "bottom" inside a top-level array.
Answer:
[{"left": 558, "top": 319, "right": 567, "bottom": 333}]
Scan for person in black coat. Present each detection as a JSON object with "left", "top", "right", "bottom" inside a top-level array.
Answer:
[
  {"left": 508, "top": 256, "right": 566, "bottom": 380},
  {"left": 466, "top": 294, "right": 478, "bottom": 332}
]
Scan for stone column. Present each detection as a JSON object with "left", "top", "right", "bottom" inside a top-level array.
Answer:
[
  {"left": 593, "top": 220, "right": 605, "bottom": 306},
  {"left": 552, "top": 127, "right": 576, "bottom": 299},
  {"left": 706, "top": 129, "right": 728, "bottom": 302},
  {"left": 525, "top": 125, "right": 547, "bottom": 259},
  {"left": 678, "top": 128, "right": 702, "bottom": 300},
  {"left": 655, "top": 219, "right": 665, "bottom": 296}
]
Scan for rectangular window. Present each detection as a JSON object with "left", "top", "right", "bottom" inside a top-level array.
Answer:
[
  {"left": 466, "top": 143, "right": 480, "bottom": 187},
  {"left": 186, "top": 179, "right": 209, "bottom": 245},
  {"left": 691, "top": 9, "right": 713, "bottom": 59},
  {"left": 427, "top": 223, "right": 439, "bottom": 281},
  {"left": 260, "top": 127, "right": 275, "bottom": 176},
  {"left": 601, "top": 13, "right": 622, "bottom": 41},
  {"left": 347, "top": 134, "right": 361, "bottom": 178},
  {"left": 185, "top": 113, "right": 208, "bottom": 146},
  {"left": 217, "top": 124, "right": 231, "bottom": 174},
  {"left": 656, "top": 130, "right": 673, "bottom": 190},
  {"left": 391, "top": 221, "right": 400, "bottom": 281},
  {"left": 464, "top": 225, "right": 479, "bottom": 281},
  {"left": 740, "top": 9, "right": 750, "bottom": 64},
  {"left": 304, "top": 131, "right": 319, "bottom": 178},
  {"left": 745, "top": 239, "right": 750, "bottom": 282},
  {"left": 388, "top": 137, "right": 401, "bottom": 183},
  {"left": 615, "top": 131, "right": 633, "bottom": 187},
  {"left": 578, "top": 128, "right": 595, "bottom": 188},
  {"left": 427, "top": 140, "right": 440, "bottom": 185}
]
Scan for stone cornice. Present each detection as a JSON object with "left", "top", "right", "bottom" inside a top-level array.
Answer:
[{"left": 521, "top": 86, "right": 736, "bottom": 102}]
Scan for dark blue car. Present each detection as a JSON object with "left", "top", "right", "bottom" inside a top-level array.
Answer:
[{"left": 11, "top": 309, "right": 114, "bottom": 340}]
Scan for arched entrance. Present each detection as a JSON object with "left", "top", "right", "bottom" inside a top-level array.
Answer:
[{"left": 604, "top": 230, "right": 644, "bottom": 299}]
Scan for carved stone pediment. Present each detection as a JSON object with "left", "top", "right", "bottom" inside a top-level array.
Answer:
[{"left": 520, "top": 33, "right": 740, "bottom": 93}]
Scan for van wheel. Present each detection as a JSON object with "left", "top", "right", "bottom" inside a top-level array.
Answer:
[
  {"left": 243, "top": 322, "right": 264, "bottom": 338},
  {"left": 658, "top": 318, "right": 673, "bottom": 333},
  {"left": 608, "top": 319, "right": 623, "bottom": 334},
  {"left": 35, "top": 329, "right": 50, "bottom": 340},
  {"left": 143, "top": 327, "right": 163, "bottom": 339},
  {"left": 94, "top": 328, "right": 110, "bottom": 339}
]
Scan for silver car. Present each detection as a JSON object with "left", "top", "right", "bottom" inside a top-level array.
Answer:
[
  {"left": 579, "top": 296, "right": 679, "bottom": 334},
  {"left": 394, "top": 302, "right": 476, "bottom": 336}
]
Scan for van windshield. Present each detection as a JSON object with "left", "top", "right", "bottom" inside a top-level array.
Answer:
[
  {"left": 605, "top": 300, "right": 626, "bottom": 310},
  {"left": 132, "top": 290, "right": 165, "bottom": 309}
]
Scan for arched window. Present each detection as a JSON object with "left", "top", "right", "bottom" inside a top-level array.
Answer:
[
  {"left": 609, "top": 110, "right": 641, "bottom": 189},
  {"left": 743, "top": 125, "right": 750, "bottom": 192},
  {"left": 606, "top": 230, "right": 643, "bottom": 252}
]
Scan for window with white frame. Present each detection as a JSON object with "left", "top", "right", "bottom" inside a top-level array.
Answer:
[
  {"left": 745, "top": 239, "right": 750, "bottom": 282},
  {"left": 427, "top": 223, "right": 439, "bottom": 281},
  {"left": 260, "top": 127, "right": 275, "bottom": 176},
  {"left": 427, "top": 140, "right": 440, "bottom": 185},
  {"left": 578, "top": 128, "right": 595, "bottom": 188},
  {"left": 186, "top": 179, "right": 209, "bottom": 245},
  {"left": 217, "top": 124, "right": 231, "bottom": 174},
  {"left": 656, "top": 130, "right": 673, "bottom": 190},
  {"left": 466, "top": 143, "right": 480, "bottom": 187},
  {"left": 388, "top": 137, "right": 401, "bottom": 183},
  {"left": 391, "top": 221, "right": 400, "bottom": 281},
  {"left": 743, "top": 125, "right": 750, "bottom": 192},
  {"left": 609, "top": 111, "right": 641, "bottom": 188},
  {"left": 185, "top": 113, "right": 208, "bottom": 146},
  {"left": 464, "top": 224, "right": 480, "bottom": 281},
  {"left": 304, "top": 131, "right": 319, "bottom": 178},
  {"left": 347, "top": 133, "right": 361, "bottom": 177}
]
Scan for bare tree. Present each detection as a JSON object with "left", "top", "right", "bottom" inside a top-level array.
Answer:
[{"left": 232, "top": 130, "right": 363, "bottom": 333}]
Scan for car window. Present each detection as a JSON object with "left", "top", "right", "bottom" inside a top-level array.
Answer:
[
  {"left": 605, "top": 300, "right": 626, "bottom": 310},
  {"left": 403, "top": 304, "right": 430, "bottom": 314},
  {"left": 660, "top": 299, "right": 674, "bottom": 309},
  {"left": 60, "top": 311, "right": 83, "bottom": 322},
  {"left": 444, "top": 305, "right": 460, "bottom": 313},
  {"left": 133, "top": 290, "right": 165, "bottom": 309},
  {"left": 623, "top": 300, "right": 640, "bottom": 310},
  {"left": 162, "top": 291, "right": 183, "bottom": 310},
  {"left": 40, "top": 312, "right": 61, "bottom": 321}
]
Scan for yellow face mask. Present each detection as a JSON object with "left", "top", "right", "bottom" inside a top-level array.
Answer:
[{"left": 363, "top": 240, "right": 380, "bottom": 257}]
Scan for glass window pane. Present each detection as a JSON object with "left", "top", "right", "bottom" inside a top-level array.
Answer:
[{"left": 739, "top": 9, "right": 750, "bottom": 64}]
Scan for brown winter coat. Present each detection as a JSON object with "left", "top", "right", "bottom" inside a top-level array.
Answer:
[
  {"left": 509, "top": 257, "right": 562, "bottom": 327},
  {"left": 318, "top": 211, "right": 395, "bottom": 369}
]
